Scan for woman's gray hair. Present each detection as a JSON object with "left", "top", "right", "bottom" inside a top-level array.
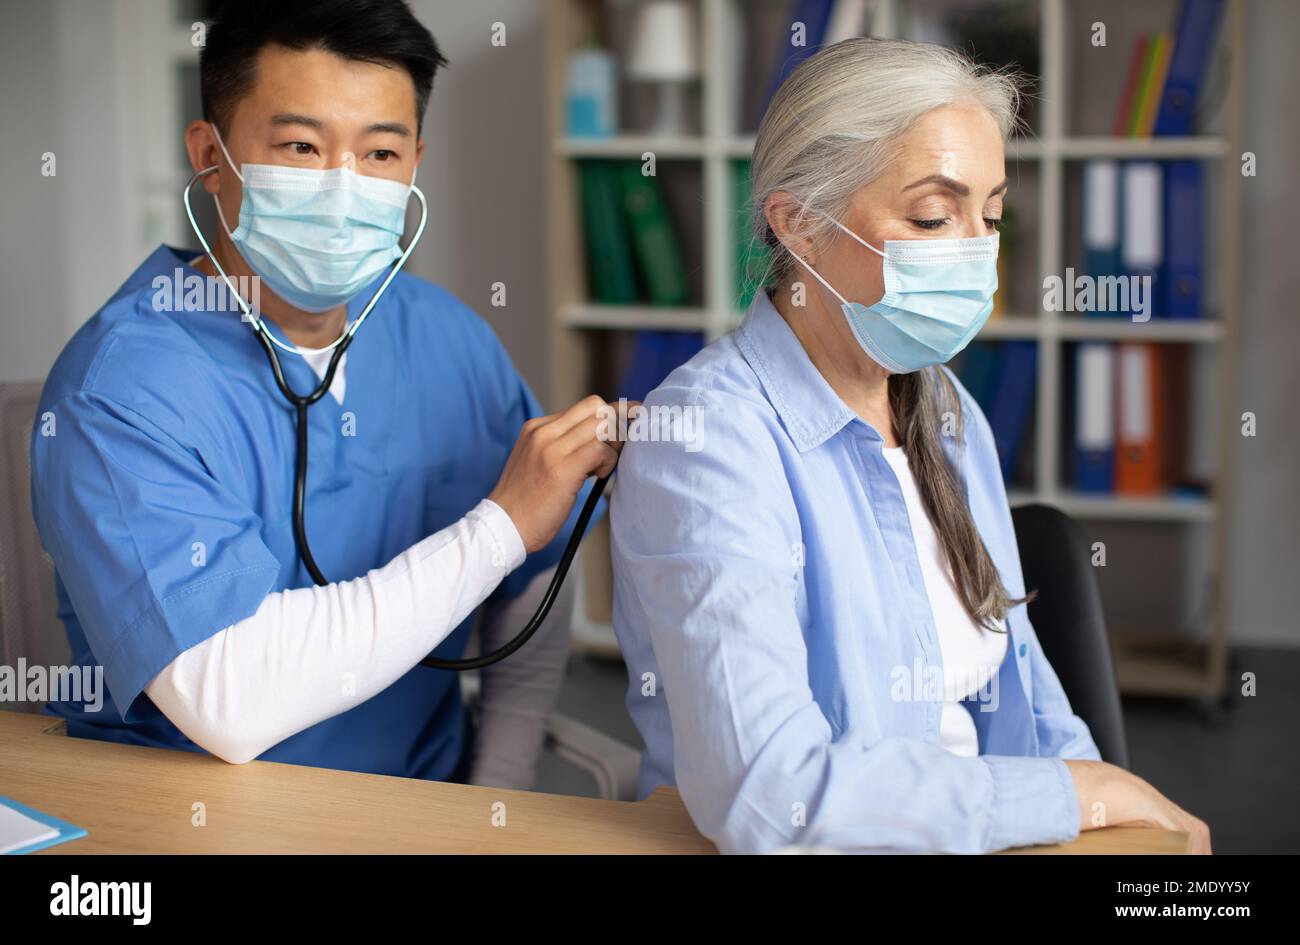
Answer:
[
  {"left": 752, "top": 36, "right": 1023, "bottom": 286},
  {"left": 751, "top": 38, "right": 1029, "bottom": 631}
]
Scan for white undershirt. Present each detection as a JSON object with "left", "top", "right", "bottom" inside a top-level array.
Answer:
[
  {"left": 186, "top": 256, "right": 348, "bottom": 404},
  {"left": 296, "top": 343, "right": 347, "bottom": 404},
  {"left": 144, "top": 499, "right": 526, "bottom": 764},
  {"left": 881, "top": 446, "right": 1008, "bottom": 757}
]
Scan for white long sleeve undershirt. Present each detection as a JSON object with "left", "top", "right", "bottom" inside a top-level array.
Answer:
[{"left": 144, "top": 498, "right": 526, "bottom": 764}]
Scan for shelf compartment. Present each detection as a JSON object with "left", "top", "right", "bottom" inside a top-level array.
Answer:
[
  {"left": 1112, "top": 636, "right": 1224, "bottom": 699},
  {"left": 1056, "top": 318, "right": 1223, "bottom": 342},
  {"left": 561, "top": 304, "right": 709, "bottom": 331},
  {"left": 558, "top": 136, "right": 712, "bottom": 158},
  {"left": 1049, "top": 491, "right": 1216, "bottom": 522}
]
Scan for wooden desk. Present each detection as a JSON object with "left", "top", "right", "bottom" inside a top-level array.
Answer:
[{"left": 0, "top": 712, "right": 1187, "bottom": 854}]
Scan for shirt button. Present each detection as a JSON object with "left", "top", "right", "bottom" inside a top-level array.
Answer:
[{"left": 1019, "top": 643, "right": 1027, "bottom": 658}]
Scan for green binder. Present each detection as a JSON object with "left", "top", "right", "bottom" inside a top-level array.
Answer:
[
  {"left": 732, "top": 160, "right": 771, "bottom": 310},
  {"left": 578, "top": 159, "right": 639, "bottom": 304},
  {"left": 618, "top": 161, "right": 689, "bottom": 307}
]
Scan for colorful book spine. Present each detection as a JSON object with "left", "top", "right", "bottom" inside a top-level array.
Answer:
[
  {"left": 1113, "top": 35, "right": 1150, "bottom": 136},
  {"left": 1133, "top": 33, "right": 1173, "bottom": 137}
]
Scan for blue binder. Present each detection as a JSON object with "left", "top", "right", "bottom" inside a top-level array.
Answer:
[
  {"left": 1153, "top": 0, "right": 1224, "bottom": 136},
  {"left": 1074, "top": 343, "right": 1116, "bottom": 493},
  {"left": 1120, "top": 162, "right": 1163, "bottom": 322},
  {"left": 619, "top": 330, "right": 705, "bottom": 402},
  {"left": 760, "top": 0, "right": 835, "bottom": 118},
  {"left": 956, "top": 342, "right": 1002, "bottom": 414},
  {"left": 985, "top": 341, "right": 1037, "bottom": 483},
  {"left": 1082, "top": 160, "right": 1121, "bottom": 313},
  {"left": 1162, "top": 160, "right": 1204, "bottom": 318}
]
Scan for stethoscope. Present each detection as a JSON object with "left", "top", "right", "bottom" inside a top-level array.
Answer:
[{"left": 183, "top": 165, "right": 609, "bottom": 670}]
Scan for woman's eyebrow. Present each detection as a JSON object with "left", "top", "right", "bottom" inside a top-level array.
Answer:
[
  {"left": 903, "top": 173, "right": 969, "bottom": 196},
  {"left": 902, "top": 174, "right": 1009, "bottom": 197}
]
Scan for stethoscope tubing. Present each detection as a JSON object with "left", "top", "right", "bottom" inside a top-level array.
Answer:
[{"left": 182, "top": 166, "right": 604, "bottom": 671}]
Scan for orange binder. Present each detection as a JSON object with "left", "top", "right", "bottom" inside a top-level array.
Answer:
[{"left": 1115, "top": 343, "right": 1164, "bottom": 495}]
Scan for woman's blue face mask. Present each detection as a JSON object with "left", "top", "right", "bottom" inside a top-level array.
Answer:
[
  {"left": 787, "top": 213, "right": 999, "bottom": 374},
  {"left": 209, "top": 127, "right": 416, "bottom": 313}
]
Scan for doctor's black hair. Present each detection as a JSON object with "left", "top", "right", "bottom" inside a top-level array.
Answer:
[{"left": 199, "top": 0, "right": 447, "bottom": 136}]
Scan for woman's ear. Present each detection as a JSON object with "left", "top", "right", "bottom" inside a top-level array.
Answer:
[{"left": 763, "top": 191, "right": 817, "bottom": 261}]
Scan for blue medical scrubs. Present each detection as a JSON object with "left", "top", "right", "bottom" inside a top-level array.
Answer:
[{"left": 32, "top": 245, "right": 593, "bottom": 780}]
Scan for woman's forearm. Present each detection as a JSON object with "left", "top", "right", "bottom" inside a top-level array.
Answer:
[{"left": 1066, "top": 760, "right": 1212, "bottom": 853}]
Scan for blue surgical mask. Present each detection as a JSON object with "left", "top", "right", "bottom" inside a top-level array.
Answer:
[
  {"left": 209, "top": 128, "right": 417, "bottom": 313},
  {"left": 788, "top": 216, "right": 999, "bottom": 374}
]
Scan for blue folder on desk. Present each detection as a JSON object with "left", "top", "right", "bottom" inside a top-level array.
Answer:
[{"left": 0, "top": 795, "right": 87, "bottom": 855}]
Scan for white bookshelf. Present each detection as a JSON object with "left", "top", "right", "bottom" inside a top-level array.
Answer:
[{"left": 546, "top": 0, "right": 1243, "bottom": 699}]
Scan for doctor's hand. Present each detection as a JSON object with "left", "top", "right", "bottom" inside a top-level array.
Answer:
[
  {"left": 489, "top": 396, "right": 639, "bottom": 554},
  {"left": 1066, "top": 760, "right": 1212, "bottom": 854}
]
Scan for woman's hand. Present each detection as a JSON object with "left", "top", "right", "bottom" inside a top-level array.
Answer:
[
  {"left": 489, "top": 396, "right": 637, "bottom": 554},
  {"left": 1066, "top": 760, "right": 1211, "bottom": 854}
]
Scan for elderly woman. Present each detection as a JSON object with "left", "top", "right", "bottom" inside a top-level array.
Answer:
[{"left": 611, "top": 38, "right": 1209, "bottom": 855}]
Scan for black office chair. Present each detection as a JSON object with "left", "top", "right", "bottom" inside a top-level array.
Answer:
[{"left": 1011, "top": 504, "right": 1129, "bottom": 770}]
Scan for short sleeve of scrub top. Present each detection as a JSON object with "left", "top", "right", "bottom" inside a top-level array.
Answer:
[{"left": 31, "top": 389, "right": 282, "bottom": 722}]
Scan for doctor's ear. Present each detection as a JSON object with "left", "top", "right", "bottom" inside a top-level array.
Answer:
[
  {"left": 184, "top": 120, "right": 227, "bottom": 195},
  {"left": 764, "top": 191, "right": 817, "bottom": 262}
]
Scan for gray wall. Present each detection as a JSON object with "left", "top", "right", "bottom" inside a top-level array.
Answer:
[
  {"left": 0, "top": 0, "right": 1294, "bottom": 646},
  {"left": 405, "top": 0, "right": 550, "bottom": 396},
  {"left": 0, "top": 1, "right": 68, "bottom": 383},
  {"left": 0, "top": 0, "right": 552, "bottom": 395},
  {"left": 1226, "top": 0, "right": 1300, "bottom": 645}
]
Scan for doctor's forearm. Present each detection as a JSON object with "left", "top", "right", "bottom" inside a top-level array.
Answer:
[{"left": 144, "top": 499, "right": 524, "bottom": 764}]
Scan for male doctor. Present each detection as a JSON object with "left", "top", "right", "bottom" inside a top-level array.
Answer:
[{"left": 31, "top": 0, "right": 618, "bottom": 789}]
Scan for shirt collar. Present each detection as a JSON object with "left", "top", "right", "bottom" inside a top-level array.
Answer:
[{"left": 735, "top": 292, "right": 864, "bottom": 453}]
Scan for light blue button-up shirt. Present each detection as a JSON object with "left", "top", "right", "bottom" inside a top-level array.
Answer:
[{"left": 611, "top": 293, "right": 1100, "bottom": 854}]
